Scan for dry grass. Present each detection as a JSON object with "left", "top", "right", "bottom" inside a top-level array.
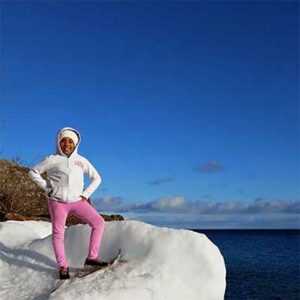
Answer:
[{"left": 0, "top": 159, "right": 48, "bottom": 216}]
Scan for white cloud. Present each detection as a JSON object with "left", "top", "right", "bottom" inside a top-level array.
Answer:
[
  {"left": 93, "top": 196, "right": 300, "bottom": 228},
  {"left": 93, "top": 196, "right": 123, "bottom": 210},
  {"left": 120, "top": 212, "right": 300, "bottom": 229},
  {"left": 95, "top": 196, "right": 300, "bottom": 215},
  {"left": 152, "top": 196, "right": 186, "bottom": 210}
]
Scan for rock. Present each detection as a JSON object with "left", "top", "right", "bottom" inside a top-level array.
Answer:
[
  {"left": 102, "top": 214, "right": 124, "bottom": 222},
  {"left": 4, "top": 213, "right": 51, "bottom": 222},
  {"left": 0, "top": 159, "right": 48, "bottom": 216},
  {"left": 65, "top": 213, "right": 124, "bottom": 226},
  {"left": 3, "top": 212, "right": 124, "bottom": 225}
]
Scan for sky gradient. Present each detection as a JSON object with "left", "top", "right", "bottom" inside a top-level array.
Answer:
[{"left": 1, "top": 1, "right": 299, "bottom": 228}]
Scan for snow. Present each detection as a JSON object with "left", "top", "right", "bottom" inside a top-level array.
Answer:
[{"left": 0, "top": 220, "right": 226, "bottom": 299}]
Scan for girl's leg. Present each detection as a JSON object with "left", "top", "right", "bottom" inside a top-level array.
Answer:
[
  {"left": 48, "top": 200, "right": 70, "bottom": 268},
  {"left": 70, "top": 200, "right": 105, "bottom": 260}
]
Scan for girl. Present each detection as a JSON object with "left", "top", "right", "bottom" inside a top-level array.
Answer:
[{"left": 29, "top": 127, "right": 108, "bottom": 279}]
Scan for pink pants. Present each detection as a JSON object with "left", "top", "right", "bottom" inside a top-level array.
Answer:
[{"left": 48, "top": 199, "right": 105, "bottom": 268}]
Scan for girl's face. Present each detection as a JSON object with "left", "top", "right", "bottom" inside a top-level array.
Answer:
[{"left": 60, "top": 137, "right": 76, "bottom": 157}]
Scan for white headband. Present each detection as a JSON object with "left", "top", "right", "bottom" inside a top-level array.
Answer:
[{"left": 59, "top": 130, "right": 79, "bottom": 145}]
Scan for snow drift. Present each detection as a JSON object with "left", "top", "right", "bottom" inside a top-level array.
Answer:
[{"left": 0, "top": 220, "right": 226, "bottom": 299}]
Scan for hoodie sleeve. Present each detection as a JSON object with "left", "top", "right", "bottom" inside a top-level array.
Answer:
[
  {"left": 28, "top": 156, "right": 53, "bottom": 194},
  {"left": 81, "top": 159, "right": 101, "bottom": 199}
]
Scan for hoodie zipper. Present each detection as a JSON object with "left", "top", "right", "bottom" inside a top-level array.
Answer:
[
  {"left": 57, "top": 127, "right": 80, "bottom": 202},
  {"left": 67, "top": 157, "right": 70, "bottom": 202}
]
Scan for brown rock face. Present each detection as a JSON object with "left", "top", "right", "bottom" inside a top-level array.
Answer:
[
  {"left": 0, "top": 159, "right": 124, "bottom": 225},
  {"left": 2, "top": 212, "right": 124, "bottom": 226},
  {"left": 0, "top": 159, "right": 48, "bottom": 216}
]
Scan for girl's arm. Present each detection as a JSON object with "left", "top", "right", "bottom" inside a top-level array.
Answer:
[
  {"left": 28, "top": 157, "right": 53, "bottom": 196},
  {"left": 81, "top": 160, "right": 101, "bottom": 200}
]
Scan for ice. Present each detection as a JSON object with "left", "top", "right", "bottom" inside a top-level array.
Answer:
[{"left": 0, "top": 220, "right": 226, "bottom": 299}]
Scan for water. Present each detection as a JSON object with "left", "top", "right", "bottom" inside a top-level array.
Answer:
[{"left": 190, "top": 229, "right": 300, "bottom": 300}]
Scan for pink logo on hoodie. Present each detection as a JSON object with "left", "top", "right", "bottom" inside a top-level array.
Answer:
[{"left": 75, "top": 160, "right": 84, "bottom": 169}]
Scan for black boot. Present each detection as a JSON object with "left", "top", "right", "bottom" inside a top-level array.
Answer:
[
  {"left": 84, "top": 258, "right": 109, "bottom": 268},
  {"left": 59, "top": 267, "right": 70, "bottom": 280}
]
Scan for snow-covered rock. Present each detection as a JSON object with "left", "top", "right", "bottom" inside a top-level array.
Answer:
[
  {"left": 0, "top": 220, "right": 52, "bottom": 247},
  {"left": 0, "top": 220, "right": 226, "bottom": 299}
]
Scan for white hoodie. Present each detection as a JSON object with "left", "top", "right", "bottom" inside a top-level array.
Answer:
[{"left": 28, "top": 127, "right": 101, "bottom": 203}]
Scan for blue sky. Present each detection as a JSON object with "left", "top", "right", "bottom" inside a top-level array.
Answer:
[{"left": 1, "top": 1, "right": 299, "bottom": 228}]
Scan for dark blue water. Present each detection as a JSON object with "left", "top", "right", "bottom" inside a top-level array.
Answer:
[{"left": 190, "top": 229, "right": 300, "bottom": 300}]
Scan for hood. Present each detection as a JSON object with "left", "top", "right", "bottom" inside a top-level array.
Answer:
[{"left": 56, "top": 127, "right": 81, "bottom": 157}]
